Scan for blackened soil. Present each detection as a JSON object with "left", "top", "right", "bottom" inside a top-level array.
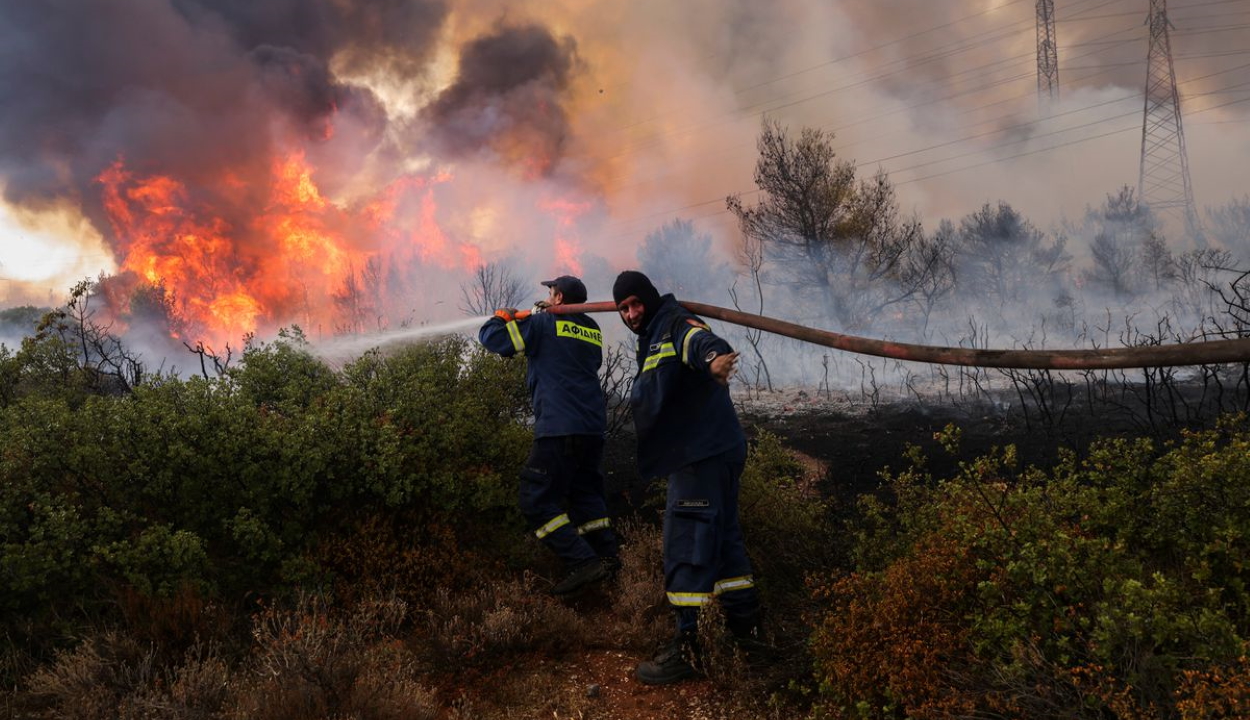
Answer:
[
  {"left": 743, "top": 404, "right": 1036, "bottom": 510},
  {"left": 604, "top": 396, "right": 1201, "bottom": 519}
]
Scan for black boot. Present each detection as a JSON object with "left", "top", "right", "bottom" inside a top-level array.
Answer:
[
  {"left": 551, "top": 558, "right": 609, "bottom": 596},
  {"left": 726, "top": 611, "right": 776, "bottom": 664},
  {"left": 600, "top": 556, "right": 622, "bottom": 581},
  {"left": 726, "top": 610, "right": 764, "bottom": 640},
  {"left": 636, "top": 633, "right": 701, "bottom": 685}
]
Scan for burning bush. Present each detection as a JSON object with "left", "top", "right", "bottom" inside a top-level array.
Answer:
[{"left": 810, "top": 416, "right": 1250, "bottom": 719}]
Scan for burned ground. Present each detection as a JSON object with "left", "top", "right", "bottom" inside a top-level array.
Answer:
[{"left": 605, "top": 388, "right": 1175, "bottom": 520}]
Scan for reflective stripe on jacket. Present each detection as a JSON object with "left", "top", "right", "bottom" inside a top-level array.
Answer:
[
  {"left": 479, "top": 311, "right": 607, "bottom": 437},
  {"left": 629, "top": 294, "right": 745, "bottom": 478}
]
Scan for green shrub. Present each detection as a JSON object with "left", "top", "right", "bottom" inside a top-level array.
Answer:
[
  {"left": 739, "top": 429, "right": 835, "bottom": 653},
  {"left": 740, "top": 430, "right": 833, "bottom": 587},
  {"left": 0, "top": 332, "right": 531, "bottom": 655},
  {"left": 811, "top": 416, "right": 1250, "bottom": 719}
]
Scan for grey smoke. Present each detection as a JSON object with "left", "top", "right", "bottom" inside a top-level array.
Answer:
[
  {"left": 421, "top": 23, "right": 580, "bottom": 174},
  {"left": 0, "top": 0, "right": 445, "bottom": 224}
]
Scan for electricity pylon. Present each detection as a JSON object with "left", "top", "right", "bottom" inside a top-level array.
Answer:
[
  {"left": 1036, "top": 0, "right": 1059, "bottom": 112},
  {"left": 1138, "top": 0, "right": 1201, "bottom": 240}
]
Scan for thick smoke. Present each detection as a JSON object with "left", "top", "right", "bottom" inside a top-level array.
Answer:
[
  {"left": 0, "top": 0, "right": 443, "bottom": 217},
  {"left": 421, "top": 23, "right": 580, "bottom": 177},
  {"left": 171, "top": 0, "right": 447, "bottom": 77},
  {"left": 0, "top": 0, "right": 1246, "bottom": 389}
]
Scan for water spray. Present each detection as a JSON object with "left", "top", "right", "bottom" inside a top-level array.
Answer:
[
  {"left": 311, "top": 316, "right": 489, "bottom": 365},
  {"left": 550, "top": 301, "right": 1250, "bottom": 370}
]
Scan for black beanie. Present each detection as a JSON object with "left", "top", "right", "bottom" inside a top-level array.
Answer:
[
  {"left": 613, "top": 270, "right": 661, "bottom": 308},
  {"left": 612, "top": 270, "right": 662, "bottom": 333}
]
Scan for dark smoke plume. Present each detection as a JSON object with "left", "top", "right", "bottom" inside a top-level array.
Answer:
[
  {"left": 421, "top": 23, "right": 580, "bottom": 175},
  {"left": 171, "top": 0, "right": 448, "bottom": 77},
  {"left": 0, "top": 0, "right": 445, "bottom": 230}
]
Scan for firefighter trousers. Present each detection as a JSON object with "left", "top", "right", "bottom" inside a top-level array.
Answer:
[
  {"left": 663, "top": 443, "right": 761, "bottom": 633},
  {"left": 519, "top": 434, "right": 619, "bottom": 567}
]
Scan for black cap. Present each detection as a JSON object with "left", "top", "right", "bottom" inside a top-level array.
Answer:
[{"left": 540, "top": 275, "right": 588, "bottom": 304}]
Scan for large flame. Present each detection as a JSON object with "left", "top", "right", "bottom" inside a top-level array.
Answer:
[{"left": 96, "top": 152, "right": 484, "bottom": 350}]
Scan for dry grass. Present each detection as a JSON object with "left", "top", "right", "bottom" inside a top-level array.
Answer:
[
  {"left": 19, "top": 597, "right": 440, "bottom": 720},
  {"left": 421, "top": 575, "right": 587, "bottom": 666},
  {"left": 13, "top": 517, "right": 806, "bottom": 720},
  {"left": 227, "top": 595, "right": 437, "bottom": 720},
  {"left": 596, "top": 519, "right": 671, "bottom": 651},
  {"left": 24, "top": 631, "right": 159, "bottom": 720}
]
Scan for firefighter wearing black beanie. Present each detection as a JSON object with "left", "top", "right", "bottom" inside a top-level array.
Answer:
[
  {"left": 611, "top": 270, "right": 662, "bottom": 334},
  {"left": 610, "top": 269, "right": 767, "bottom": 686}
]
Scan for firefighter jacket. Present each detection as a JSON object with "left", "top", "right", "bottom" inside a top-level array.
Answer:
[
  {"left": 630, "top": 294, "right": 746, "bottom": 479},
  {"left": 479, "top": 310, "right": 607, "bottom": 438}
]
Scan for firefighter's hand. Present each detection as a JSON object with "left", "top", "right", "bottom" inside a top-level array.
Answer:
[
  {"left": 709, "top": 351, "right": 740, "bottom": 386},
  {"left": 533, "top": 300, "right": 552, "bottom": 311},
  {"left": 494, "top": 307, "right": 528, "bottom": 322}
]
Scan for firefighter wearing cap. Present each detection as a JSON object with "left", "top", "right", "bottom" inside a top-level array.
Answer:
[
  {"left": 478, "top": 275, "right": 620, "bottom": 596},
  {"left": 612, "top": 269, "right": 766, "bottom": 685}
]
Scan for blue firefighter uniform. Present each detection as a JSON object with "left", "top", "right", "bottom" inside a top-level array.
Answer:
[
  {"left": 479, "top": 310, "right": 618, "bottom": 567},
  {"left": 629, "top": 294, "right": 760, "bottom": 633}
]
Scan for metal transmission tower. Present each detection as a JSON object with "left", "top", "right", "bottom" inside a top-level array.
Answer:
[
  {"left": 1036, "top": 0, "right": 1059, "bottom": 111},
  {"left": 1138, "top": 0, "right": 1200, "bottom": 238}
]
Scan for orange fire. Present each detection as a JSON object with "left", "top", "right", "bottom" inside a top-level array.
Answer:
[
  {"left": 97, "top": 152, "right": 482, "bottom": 350},
  {"left": 540, "top": 195, "right": 591, "bottom": 276}
]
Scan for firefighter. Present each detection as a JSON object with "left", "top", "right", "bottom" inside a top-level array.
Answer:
[
  {"left": 478, "top": 275, "right": 620, "bottom": 596},
  {"left": 613, "top": 270, "right": 767, "bottom": 685}
]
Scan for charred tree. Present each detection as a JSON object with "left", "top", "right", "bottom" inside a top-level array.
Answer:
[{"left": 459, "top": 260, "right": 527, "bottom": 316}]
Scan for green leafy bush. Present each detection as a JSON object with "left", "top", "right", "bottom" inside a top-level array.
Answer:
[
  {"left": 811, "top": 416, "right": 1250, "bottom": 719},
  {"left": 739, "top": 430, "right": 835, "bottom": 631},
  {"left": 0, "top": 332, "right": 530, "bottom": 659}
]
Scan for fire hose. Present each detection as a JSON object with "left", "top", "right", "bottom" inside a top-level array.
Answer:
[{"left": 546, "top": 301, "right": 1250, "bottom": 370}]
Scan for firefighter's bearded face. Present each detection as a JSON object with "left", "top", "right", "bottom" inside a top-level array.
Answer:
[{"left": 618, "top": 295, "right": 647, "bottom": 333}]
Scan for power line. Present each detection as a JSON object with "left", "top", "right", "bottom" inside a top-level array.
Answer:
[
  {"left": 897, "top": 86, "right": 1250, "bottom": 186},
  {"left": 600, "top": 15, "right": 1145, "bottom": 188},
  {"left": 607, "top": 0, "right": 1038, "bottom": 136},
  {"left": 600, "top": 0, "right": 1128, "bottom": 161},
  {"left": 829, "top": 31, "right": 1144, "bottom": 151},
  {"left": 895, "top": 124, "right": 1138, "bottom": 185},
  {"left": 1173, "top": 23, "right": 1250, "bottom": 33},
  {"left": 851, "top": 61, "right": 1250, "bottom": 181},
  {"left": 599, "top": 65, "right": 1250, "bottom": 240},
  {"left": 595, "top": 0, "right": 1249, "bottom": 238},
  {"left": 627, "top": 0, "right": 1240, "bottom": 142},
  {"left": 733, "top": 0, "right": 1035, "bottom": 95},
  {"left": 602, "top": 22, "right": 1042, "bottom": 165},
  {"left": 881, "top": 78, "right": 1248, "bottom": 185}
]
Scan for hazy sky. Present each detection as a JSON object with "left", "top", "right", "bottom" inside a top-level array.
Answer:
[{"left": 1, "top": 0, "right": 1247, "bottom": 309}]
